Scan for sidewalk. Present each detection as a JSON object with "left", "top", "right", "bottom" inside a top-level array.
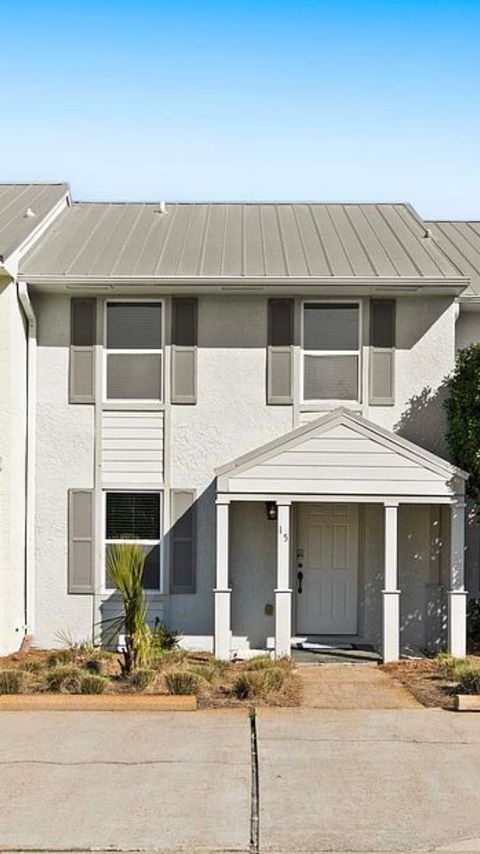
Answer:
[{"left": 299, "top": 663, "right": 421, "bottom": 709}]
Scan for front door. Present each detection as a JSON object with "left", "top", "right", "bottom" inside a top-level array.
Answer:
[{"left": 296, "top": 504, "right": 358, "bottom": 635}]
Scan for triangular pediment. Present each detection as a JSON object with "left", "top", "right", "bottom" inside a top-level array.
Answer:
[{"left": 216, "top": 408, "right": 467, "bottom": 498}]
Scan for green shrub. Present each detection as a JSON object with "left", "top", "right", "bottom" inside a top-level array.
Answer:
[
  {"left": 83, "top": 652, "right": 113, "bottom": 675},
  {"left": 233, "top": 666, "right": 284, "bottom": 700},
  {"left": 456, "top": 662, "right": 480, "bottom": 694},
  {"left": 0, "top": 669, "right": 28, "bottom": 694},
  {"left": 44, "top": 665, "right": 84, "bottom": 693},
  {"left": 437, "top": 654, "right": 467, "bottom": 679},
  {"left": 129, "top": 668, "right": 155, "bottom": 691},
  {"left": 233, "top": 672, "right": 263, "bottom": 700},
  {"left": 80, "top": 674, "right": 109, "bottom": 695},
  {"left": 165, "top": 670, "right": 201, "bottom": 695},
  {"left": 467, "top": 599, "right": 480, "bottom": 650},
  {"left": 190, "top": 664, "right": 219, "bottom": 683},
  {"left": 20, "top": 660, "right": 43, "bottom": 674},
  {"left": 47, "top": 649, "right": 76, "bottom": 668},
  {"left": 151, "top": 619, "right": 180, "bottom": 652},
  {"left": 245, "top": 655, "right": 274, "bottom": 671}
]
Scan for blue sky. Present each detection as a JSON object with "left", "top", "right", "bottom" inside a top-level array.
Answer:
[{"left": 1, "top": 1, "right": 479, "bottom": 217}]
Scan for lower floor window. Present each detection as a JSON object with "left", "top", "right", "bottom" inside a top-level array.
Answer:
[{"left": 105, "top": 491, "right": 161, "bottom": 591}]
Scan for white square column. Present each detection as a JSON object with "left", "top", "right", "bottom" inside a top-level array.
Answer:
[
  {"left": 382, "top": 501, "right": 400, "bottom": 663},
  {"left": 275, "top": 502, "right": 292, "bottom": 659},
  {"left": 214, "top": 499, "right": 231, "bottom": 660},
  {"left": 448, "top": 499, "right": 467, "bottom": 658}
]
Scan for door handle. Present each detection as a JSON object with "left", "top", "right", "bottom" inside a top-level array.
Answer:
[{"left": 297, "top": 570, "right": 304, "bottom": 594}]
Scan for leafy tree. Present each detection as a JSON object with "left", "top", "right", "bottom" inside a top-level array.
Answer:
[{"left": 445, "top": 343, "right": 480, "bottom": 512}]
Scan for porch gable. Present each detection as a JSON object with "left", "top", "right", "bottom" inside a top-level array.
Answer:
[{"left": 216, "top": 408, "right": 467, "bottom": 499}]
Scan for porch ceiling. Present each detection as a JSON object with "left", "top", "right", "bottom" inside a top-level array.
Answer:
[{"left": 216, "top": 408, "right": 467, "bottom": 500}]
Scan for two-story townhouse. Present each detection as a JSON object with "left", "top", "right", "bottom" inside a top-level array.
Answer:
[{"left": 5, "top": 196, "right": 473, "bottom": 664}]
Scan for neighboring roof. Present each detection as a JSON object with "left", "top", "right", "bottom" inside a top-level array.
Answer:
[
  {"left": 426, "top": 221, "right": 480, "bottom": 298},
  {"left": 19, "top": 201, "right": 465, "bottom": 284},
  {"left": 0, "top": 183, "right": 69, "bottom": 263},
  {"left": 216, "top": 407, "right": 468, "bottom": 496}
]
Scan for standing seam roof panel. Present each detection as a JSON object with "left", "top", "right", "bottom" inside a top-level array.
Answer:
[
  {"left": 344, "top": 206, "right": 397, "bottom": 277},
  {"left": 0, "top": 184, "right": 68, "bottom": 260},
  {"left": 327, "top": 205, "right": 374, "bottom": 277},
  {"left": 291, "top": 206, "right": 330, "bottom": 276},
  {"left": 18, "top": 201, "right": 466, "bottom": 282}
]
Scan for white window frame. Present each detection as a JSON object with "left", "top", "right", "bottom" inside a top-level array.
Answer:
[
  {"left": 300, "top": 299, "right": 363, "bottom": 405},
  {"left": 102, "top": 489, "right": 162, "bottom": 593},
  {"left": 103, "top": 298, "right": 165, "bottom": 403}
]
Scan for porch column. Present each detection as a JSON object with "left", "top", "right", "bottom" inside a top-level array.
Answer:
[
  {"left": 382, "top": 501, "right": 400, "bottom": 663},
  {"left": 275, "top": 501, "right": 292, "bottom": 659},
  {"left": 214, "top": 499, "right": 231, "bottom": 660},
  {"left": 448, "top": 499, "right": 467, "bottom": 658}
]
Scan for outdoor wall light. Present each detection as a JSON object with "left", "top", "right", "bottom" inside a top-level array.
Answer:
[{"left": 265, "top": 501, "right": 277, "bottom": 521}]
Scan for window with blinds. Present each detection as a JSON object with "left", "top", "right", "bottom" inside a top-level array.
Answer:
[
  {"left": 105, "top": 301, "right": 163, "bottom": 401},
  {"left": 105, "top": 492, "right": 161, "bottom": 591},
  {"left": 302, "top": 302, "right": 360, "bottom": 401}
]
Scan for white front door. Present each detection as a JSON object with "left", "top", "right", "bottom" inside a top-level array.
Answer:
[{"left": 296, "top": 504, "right": 358, "bottom": 635}]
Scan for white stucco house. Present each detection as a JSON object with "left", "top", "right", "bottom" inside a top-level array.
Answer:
[{"left": 2, "top": 184, "right": 480, "bottom": 662}]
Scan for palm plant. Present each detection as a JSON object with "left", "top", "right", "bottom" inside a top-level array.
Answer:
[{"left": 105, "top": 542, "right": 150, "bottom": 675}]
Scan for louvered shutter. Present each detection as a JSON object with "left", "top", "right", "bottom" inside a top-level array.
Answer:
[
  {"left": 68, "top": 489, "right": 95, "bottom": 594},
  {"left": 171, "top": 298, "right": 198, "bottom": 404},
  {"left": 170, "top": 490, "right": 196, "bottom": 593},
  {"left": 267, "top": 299, "right": 294, "bottom": 404},
  {"left": 70, "top": 298, "right": 96, "bottom": 403},
  {"left": 369, "top": 299, "right": 395, "bottom": 405}
]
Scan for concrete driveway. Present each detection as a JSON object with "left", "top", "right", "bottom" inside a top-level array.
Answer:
[{"left": 0, "top": 708, "right": 480, "bottom": 852}]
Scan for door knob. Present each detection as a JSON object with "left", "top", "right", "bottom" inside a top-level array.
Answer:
[{"left": 297, "top": 570, "right": 304, "bottom": 594}]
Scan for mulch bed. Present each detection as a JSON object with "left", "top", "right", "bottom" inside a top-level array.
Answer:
[
  {"left": 382, "top": 656, "right": 480, "bottom": 710},
  {"left": 0, "top": 648, "right": 302, "bottom": 709}
]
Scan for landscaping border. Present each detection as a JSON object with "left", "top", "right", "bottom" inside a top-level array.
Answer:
[
  {"left": 0, "top": 694, "right": 197, "bottom": 711},
  {"left": 455, "top": 694, "right": 480, "bottom": 712}
]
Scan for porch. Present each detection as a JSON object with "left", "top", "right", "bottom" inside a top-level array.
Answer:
[{"left": 213, "top": 409, "right": 468, "bottom": 662}]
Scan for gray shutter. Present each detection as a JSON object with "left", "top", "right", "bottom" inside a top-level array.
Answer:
[
  {"left": 70, "top": 298, "right": 96, "bottom": 403},
  {"left": 170, "top": 490, "right": 196, "bottom": 593},
  {"left": 171, "top": 298, "right": 197, "bottom": 404},
  {"left": 267, "top": 299, "right": 294, "bottom": 404},
  {"left": 369, "top": 299, "right": 395, "bottom": 405},
  {"left": 68, "top": 489, "right": 95, "bottom": 594}
]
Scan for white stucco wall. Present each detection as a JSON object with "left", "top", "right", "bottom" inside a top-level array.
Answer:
[
  {"left": 33, "top": 293, "right": 95, "bottom": 647},
  {"left": 0, "top": 279, "right": 27, "bottom": 654},
  {"left": 230, "top": 502, "right": 276, "bottom": 651},
  {"left": 368, "top": 297, "right": 456, "bottom": 458},
  {"left": 456, "top": 308, "right": 480, "bottom": 352},
  {"left": 169, "top": 295, "right": 293, "bottom": 637}
]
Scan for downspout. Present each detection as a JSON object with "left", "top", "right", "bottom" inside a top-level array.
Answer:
[{"left": 17, "top": 281, "right": 36, "bottom": 640}]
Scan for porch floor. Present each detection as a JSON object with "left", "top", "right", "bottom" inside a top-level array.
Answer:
[{"left": 292, "top": 643, "right": 382, "bottom": 666}]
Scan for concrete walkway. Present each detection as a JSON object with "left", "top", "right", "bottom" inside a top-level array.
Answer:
[
  {"left": 0, "top": 708, "right": 480, "bottom": 852},
  {"left": 299, "top": 664, "right": 421, "bottom": 709}
]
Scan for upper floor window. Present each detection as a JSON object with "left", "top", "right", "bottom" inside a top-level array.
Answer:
[
  {"left": 302, "top": 302, "right": 360, "bottom": 402},
  {"left": 105, "top": 301, "right": 163, "bottom": 401}
]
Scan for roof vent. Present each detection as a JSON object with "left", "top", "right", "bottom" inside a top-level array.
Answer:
[
  {"left": 24, "top": 207, "right": 36, "bottom": 218},
  {"left": 423, "top": 227, "right": 433, "bottom": 239},
  {"left": 157, "top": 201, "right": 167, "bottom": 214}
]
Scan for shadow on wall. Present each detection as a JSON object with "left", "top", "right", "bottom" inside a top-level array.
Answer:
[{"left": 395, "top": 381, "right": 450, "bottom": 458}]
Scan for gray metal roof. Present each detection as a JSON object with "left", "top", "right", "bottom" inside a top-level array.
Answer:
[
  {"left": 19, "top": 201, "right": 465, "bottom": 284},
  {"left": 426, "top": 221, "right": 480, "bottom": 298},
  {"left": 0, "top": 183, "right": 69, "bottom": 263}
]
